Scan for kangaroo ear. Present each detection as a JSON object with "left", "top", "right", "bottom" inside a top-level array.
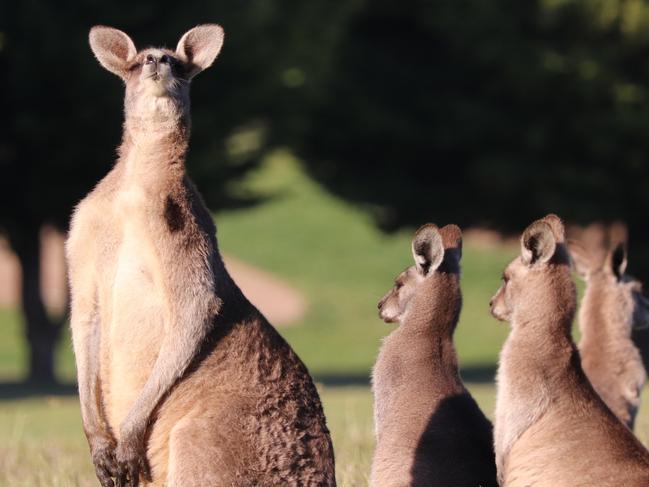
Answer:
[
  {"left": 609, "top": 242, "right": 628, "bottom": 280},
  {"left": 439, "top": 224, "right": 463, "bottom": 272},
  {"left": 567, "top": 239, "right": 592, "bottom": 279},
  {"left": 176, "top": 24, "right": 224, "bottom": 79},
  {"left": 412, "top": 224, "right": 444, "bottom": 275},
  {"left": 521, "top": 220, "right": 556, "bottom": 266},
  {"left": 89, "top": 26, "right": 137, "bottom": 80},
  {"left": 541, "top": 214, "right": 566, "bottom": 243},
  {"left": 439, "top": 224, "right": 463, "bottom": 253}
]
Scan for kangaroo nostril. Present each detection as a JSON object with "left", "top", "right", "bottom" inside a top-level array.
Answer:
[
  {"left": 377, "top": 301, "right": 383, "bottom": 310},
  {"left": 145, "top": 54, "right": 156, "bottom": 65},
  {"left": 489, "top": 299, "right": 494, "bottom": 308}
]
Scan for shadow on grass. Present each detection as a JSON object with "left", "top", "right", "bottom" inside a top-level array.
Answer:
[
  {"left": 0, "top": 364, "right": 498, "bottom": 398},
  {"left": 0, "top": 381, "right": 77, "bottom": 400},
  {"left": 460, "top": 364, "right": 498, "bottom": 384},
  {"left": 314, "top": 363, "right": 497, "bottom": 387}
]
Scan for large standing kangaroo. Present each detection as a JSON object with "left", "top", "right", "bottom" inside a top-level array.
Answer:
[
  {"left": 66, "top": 25, "right": 335, "bottom": 487},
  {"left": 490, "top": 214, "right": 649, "bottom": 486}
]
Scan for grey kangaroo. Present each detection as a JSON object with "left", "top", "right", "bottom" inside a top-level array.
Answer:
[
  {"left": 491, "top": 214, "right": 649, "bottom": 487},
  {"left": 568, "top": 224, "right": 649, "bottom": 430},
  {"left": 371, "top": 223, "right": 497, "bottom": 487},
  {"left": 67, "top": 25, "right": 335, "bottom": 487}
]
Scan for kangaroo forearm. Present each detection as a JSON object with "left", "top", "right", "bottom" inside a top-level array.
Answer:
[
  {"left": 119, "top": 302, "right": 214, "bottom": 438},
  {"left": 71, "top": 313, "right": 112, "bottom": 441}
]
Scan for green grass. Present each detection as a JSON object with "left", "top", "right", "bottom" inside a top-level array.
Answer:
[
  {"left": 0, "top": 308, "right": 76, "bottom": 383},
  {"left": 0, "top": 309, "right": 26, "bottom": 382},
  {"left": 0, "top": 385, "right": 374, "bottom": 487},
  {"left": 4, "top": 384, "right": 649, "bottom": 486},
  {"left": 0, "top": 395, "right": 93, "bottom": 487},
  {"left": 0, "top": 383, "right": 498, "bottom": 486}
]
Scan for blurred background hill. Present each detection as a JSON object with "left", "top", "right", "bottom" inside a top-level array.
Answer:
[{"left": 3, "top": 0, "right": 649, "bottom": 484}]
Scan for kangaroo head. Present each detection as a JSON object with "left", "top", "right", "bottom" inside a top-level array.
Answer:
[
  {"left": 490, "top": 214, "right": 574, "bottom": 324},
  {"left": 89, "top": 25, "right": 224, "bottom": 121},
  {"left": 569, "top": 238, "right": 649, "bottom": 330},
  {"left": 378, "top": 224, "right": 462, "bottom": 324}
]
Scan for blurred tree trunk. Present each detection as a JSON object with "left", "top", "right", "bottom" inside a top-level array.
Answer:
[{"left": 13, "top": 224, "right": 63, "bottom": 384}]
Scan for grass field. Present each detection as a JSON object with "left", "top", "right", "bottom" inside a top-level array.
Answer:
[
  {"left": 0, "top": 384, "right": 486, "bottom": 487},
  {"left": 0, "top": 150, "right": 623, "bottom": 485},
  {"left": 4, "top": 384, "right": 649, "bottom": 486}
]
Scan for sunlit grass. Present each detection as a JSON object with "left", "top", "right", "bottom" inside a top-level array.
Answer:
[{"left": 3, "top": 384, "right": 649, "bottom": 486}]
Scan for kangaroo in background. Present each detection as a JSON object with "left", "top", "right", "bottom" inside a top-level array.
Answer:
[
  {"left": 568, "top": 223, "right": 649, "bottom": 429},
  {"left": 491, "top": 214, "right": 649, "bottom": 486},
  {"left": 371, "top": 224, "right": 497, "bottom": 487},
  {"left": 66, "top": 25, "right": 335, "bottom": 487}
]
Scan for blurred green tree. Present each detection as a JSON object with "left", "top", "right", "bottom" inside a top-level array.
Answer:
[{"left": 298, "top": 0, "right": 649, "bottom": 264}]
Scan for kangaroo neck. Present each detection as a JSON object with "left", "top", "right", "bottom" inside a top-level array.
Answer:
[
  {"left": 399, "top": 302, "right": 461, "bottom": 379},
  {"left": 509, "top": 310, "right": 575, "bottom": 366},
  {"left": 579, "top": 285, "right": 631, "bottom": 347},
  {"left": 119, "top": 114, "right": 189, "bottom": 182}
]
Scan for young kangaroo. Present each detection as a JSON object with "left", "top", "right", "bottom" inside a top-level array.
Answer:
[
  {"left": 568, "top": 228, "right": 649, "bottom": 430},
  {"left": 371, "top": 224, "right": 497, "bottom": 487},
  {"left": 66, "top": 26, "right": 335, "bottom": 487},
  {"left": 491, "top": 214, "right": 649, "bottom": 486}
]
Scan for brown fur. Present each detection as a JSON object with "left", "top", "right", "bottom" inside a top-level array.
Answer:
[
  {"left": 371, "top": 224, "right": 497, "bottom": 487},
  {"left": 490, "top": 214, "right": 649, "bottom": 486},
  {"left": 568, "top": 225, "right": 649, "bottom": 430},
  {"left": 67, "top": 25, "right": 335, "bottom": 487}
]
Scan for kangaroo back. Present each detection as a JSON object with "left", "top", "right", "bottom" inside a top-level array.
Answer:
[{"left": 372, "top": 224, "right": 497, "bottom": 487}]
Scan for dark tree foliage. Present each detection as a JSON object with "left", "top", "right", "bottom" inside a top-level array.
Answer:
[{"left": 298, "top": 0, "right": 649, "bottom": 274}]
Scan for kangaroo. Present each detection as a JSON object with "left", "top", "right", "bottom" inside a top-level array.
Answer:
[
  {"left": 568, "top": 226, "right": 649, "bottom": 430},
  {"left": 490, "top": 214, "right": 649, "bottom": 487},
  {"left": 66, "top": 25, "right": 335, "bottom": 487},
  {"left": 371, "top": 224, "right": 497, "bottom": 487}
]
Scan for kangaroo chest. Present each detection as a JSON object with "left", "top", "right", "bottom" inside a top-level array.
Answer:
[
  {"left": 101, "top": 181, "right": 170, "bottom": 430},
  {"left": 112, "top": 182, "right": 168, "bottom": 317}
]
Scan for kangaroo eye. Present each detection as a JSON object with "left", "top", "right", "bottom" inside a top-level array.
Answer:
[
  {"left": 160, "top": 55, "right": 169, "bottom": 64},
  {"left": 145, "top": 54, "right": 156, "bottom": 64}
]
